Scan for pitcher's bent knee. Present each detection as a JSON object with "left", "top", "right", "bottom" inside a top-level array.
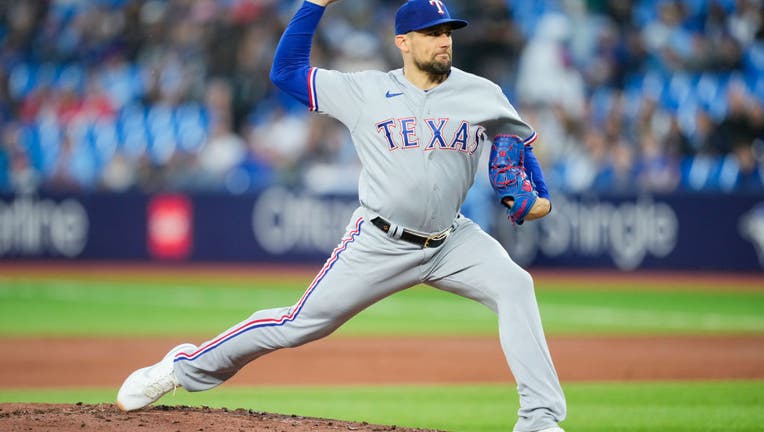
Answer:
[{"left": 497, "top": 267, "right": 535, "bottom": 304}]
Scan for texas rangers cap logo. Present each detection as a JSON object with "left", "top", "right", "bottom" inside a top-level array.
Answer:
[
  {"left": 429, "top": 0, "right": 445, "bottom": 14},
  {"left": 394, "top": 0, "right": 469, "bottom": 35}
]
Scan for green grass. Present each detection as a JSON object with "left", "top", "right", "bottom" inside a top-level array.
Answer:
[
  {"left": 538, "top": 289, "right": 764, "bottom": 334},
  {"left": 1, "top": 381, "right": 762, "bottom": 431},
  {"left": 0, "top": 274, "right": 763, "bottom": 337}
]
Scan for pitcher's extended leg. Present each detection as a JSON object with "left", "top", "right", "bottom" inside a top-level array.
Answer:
[
  {"left": 425, "top": 217, "right": 565, "bottom": 432},
  {"left": 174, "top": 215, "right": 423, "bottom": 391}
]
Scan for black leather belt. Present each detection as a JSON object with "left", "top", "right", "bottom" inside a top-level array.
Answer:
[{"left": 371, "top": 217, "right": 452, "bottom": 248}]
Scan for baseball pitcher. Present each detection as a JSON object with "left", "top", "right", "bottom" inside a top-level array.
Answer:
[{"left": 117, "top": 1, "right": 566, "bottom": 431}]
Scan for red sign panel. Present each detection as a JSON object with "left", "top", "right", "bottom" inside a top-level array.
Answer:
[{"left": 147, "top": 195, "right": 193, "bottom": 259}]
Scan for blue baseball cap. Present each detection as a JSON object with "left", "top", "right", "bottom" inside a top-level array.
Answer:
[{"left": 394, "top": 0, "right": 469, "bottom": 35}]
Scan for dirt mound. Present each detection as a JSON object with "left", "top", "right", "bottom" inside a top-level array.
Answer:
[{"left": 0, "top": 403, "right": 443, "bottom": 432}]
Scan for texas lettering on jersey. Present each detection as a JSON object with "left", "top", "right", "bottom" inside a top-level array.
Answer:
[{"left": 374, "top": 117, "right": 486, "bottom": 154}]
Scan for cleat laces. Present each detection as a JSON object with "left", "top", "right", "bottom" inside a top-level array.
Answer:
[{"left": 143, "top": 374, "right": 177, "bottom": 400}]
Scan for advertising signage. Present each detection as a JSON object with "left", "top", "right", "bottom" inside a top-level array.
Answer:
[{"left": 0, "top": 190, "right": 762, "bottom": 272}]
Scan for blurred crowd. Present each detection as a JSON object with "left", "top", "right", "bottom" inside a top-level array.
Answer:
[{"left": 0, "top": 0, "right": 762, "bottom": 196}]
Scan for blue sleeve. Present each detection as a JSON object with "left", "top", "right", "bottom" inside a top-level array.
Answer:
[
  {"left": 269, "top": 1, "right": 325, "bottom": 109},
  {"left": 524, "top": 145, "right": 550, "bottom": 199}
]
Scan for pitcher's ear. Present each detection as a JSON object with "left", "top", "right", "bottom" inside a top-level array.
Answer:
[{"left": 394, "top": 34, "right": 409, "bottom": 52}]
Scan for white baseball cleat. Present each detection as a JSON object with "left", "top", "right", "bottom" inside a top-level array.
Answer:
[
  {"left": 116, "top": 343, "right": 196, "bottom": 411},
  {"left": 535, "top": 427, "right": 565, "bottom": 432}
]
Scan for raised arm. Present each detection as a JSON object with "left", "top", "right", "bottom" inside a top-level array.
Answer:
[{"left": 269, "top": 0, "right": 341, "bottom": 108}]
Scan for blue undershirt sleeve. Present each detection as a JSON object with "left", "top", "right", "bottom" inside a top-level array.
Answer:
[
  {"left": 269, "top": 1, "right": 325, "bottom": 108},
  {"left": 524, "top": 145, "right": 550, "bottom": 199}
]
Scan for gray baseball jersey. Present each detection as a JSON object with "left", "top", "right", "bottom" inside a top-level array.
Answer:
[{"left": 315, "top": 67, "right": 533, "bottom": 234}]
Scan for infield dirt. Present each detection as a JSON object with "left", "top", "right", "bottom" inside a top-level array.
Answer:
[{"left": 2, "top": 335, "right": 764, "bottom": 387}]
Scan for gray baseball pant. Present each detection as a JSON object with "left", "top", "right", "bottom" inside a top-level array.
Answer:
[{"left": 173, "top": 206, "right": 566, "bottom": 431}]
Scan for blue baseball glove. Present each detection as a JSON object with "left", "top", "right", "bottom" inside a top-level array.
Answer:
[{"left": 489, "top": 134, "right": 537, "bottom": 225}]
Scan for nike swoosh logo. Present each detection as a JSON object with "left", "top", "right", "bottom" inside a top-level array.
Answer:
[{"left": 385, "top": 91, "right": 404, "bottom": 98}]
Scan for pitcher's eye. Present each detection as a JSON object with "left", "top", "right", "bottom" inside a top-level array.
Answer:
[{"left": 428, "top": 29, "right": 452, "bottom": 37}]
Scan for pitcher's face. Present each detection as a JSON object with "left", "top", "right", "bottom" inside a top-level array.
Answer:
[{"left": 407, "top": 24, "right": 454, "bottom": 75}]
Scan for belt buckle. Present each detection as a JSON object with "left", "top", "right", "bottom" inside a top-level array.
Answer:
[{"left": 423, "top": 230, "right": 448, "bottom": 248}]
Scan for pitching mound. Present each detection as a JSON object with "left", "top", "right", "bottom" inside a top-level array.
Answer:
[{"left": 0, "top": 403, "right": 443, "bottom": 432}]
